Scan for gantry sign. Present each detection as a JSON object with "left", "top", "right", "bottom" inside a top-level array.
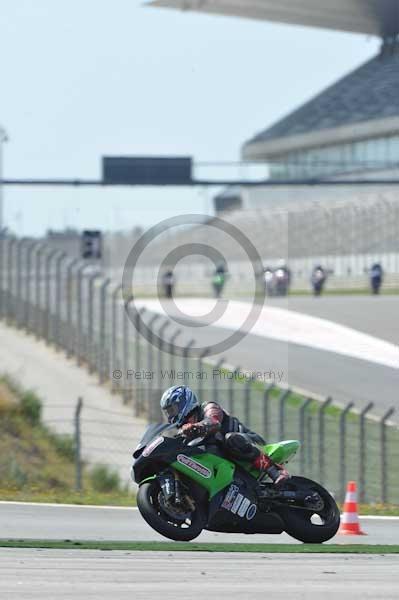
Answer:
[
  {"left": 149, "top": 0, "right": 399, "bottom": 38},
  {"left": 0, "top": 155, "right": 398, "bottom": 186}
]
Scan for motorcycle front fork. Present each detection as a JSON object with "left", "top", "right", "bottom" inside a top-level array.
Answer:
[{"left": 158, "top": 470, "right": 195, "bottom": 511}]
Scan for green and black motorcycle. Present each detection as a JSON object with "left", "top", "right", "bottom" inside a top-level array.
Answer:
[{"left": 132, "top": 423, "right": 340, "bottom": 543}]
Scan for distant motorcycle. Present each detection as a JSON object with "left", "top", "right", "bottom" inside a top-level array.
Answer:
[
  {"left": 162, "top": 271, "right": 175, "bottom": 299},
  {"left": 212, "top": 271, "right": 226, "bottom": 298},
  {"left": 370, "top": 263, "right": 383, "bottom": 295},
  {"left": 311, "top": 267, "right": 327, "bottom": 297},
  {"left": 263, "top": 268, "right": 275, "bottom": 297},
  {"left": 274, "top": 267, "right": 290, "bottom": 297}
]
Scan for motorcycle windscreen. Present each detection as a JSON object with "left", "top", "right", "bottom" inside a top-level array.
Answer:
[{"left": 133, "top": 423, "right": 172, "bottom": 458}]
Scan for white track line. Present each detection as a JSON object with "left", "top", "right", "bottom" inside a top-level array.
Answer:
[
  {"left": 0, "top": 501, "right": 398, "bottom": 519},
  {"left": 0, "top": 501, "right": 137, "bottom": 510},
  {"left": 136, "top": 298, "right": 399, "bottom": 369}
]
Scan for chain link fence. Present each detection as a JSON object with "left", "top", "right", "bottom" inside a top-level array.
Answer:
[{"left": 0, "top": 235, "right": 398, "bottom": 504}]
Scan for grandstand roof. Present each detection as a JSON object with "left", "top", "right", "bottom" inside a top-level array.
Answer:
[
  {"left": 148, "top": 1, "right": 399, "bottom": 37},
  {"left": 243, "top": 47, "right": 399, "bottom": 159}
]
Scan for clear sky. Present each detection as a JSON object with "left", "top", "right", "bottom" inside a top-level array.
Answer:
[{"left": 1, "top": 0, "right": 379, "bottom": 236}]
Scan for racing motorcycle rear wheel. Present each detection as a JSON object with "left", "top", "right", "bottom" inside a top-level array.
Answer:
[
  {"left": 137, "top": 478, "right": 207, "bottom": 541},
  {"left": 278, "top": 476, "right": 340, "bottom": 543}
]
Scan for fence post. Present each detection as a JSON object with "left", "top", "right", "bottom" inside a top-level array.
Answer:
[
  {"left": 168, "top": 328, "right": 181, "bottom": 377},
  {"left": 183, "top": 339, "right": 195, "bottom": 387},
  {"left": 299, "top": 398, "right": 313, "bottom": 475},
  {"left": 262, "top": 383, "right": 274, "bottom": 442},
  {"left": 147, "top": 313, "right": 160, "bottom": 420},
  {"left": 87, "top": 272, "right": 101, "bottom": 372},
  {"left": 380, "top": 407, "right": 395, "bottom": 504},
  {"left": 157, "top": 320, "right": 171, "bottom": 380},
  {"left": 0, "top": 234, "right": 5, "bottom": 320},
  {"left": 15, "top": 238, "right": 25, "bottom": 328},
  {"left": 306, "top": 412, "right": 313, "bottom": 477},
  {"left": 0, "top": 234, "right": 8, "bottom": 321},
  {"left": 121, "top": 295, "right": 134, "bottom": 402},
  {"left": 339, "top": 401, "right": 354, "bottom": 502},
  {"left": 318, "top": 396, "right": 332, "bottom": 486},
  {"left": 76, "top": 263, "right": 91, "bottom": 366},
  {"left": 212, "top": 357, "right": 224, "bottom": 404},
  {"left": 6, "top": 238, "right": 16, "bottom": 324},
  {"left": 65, "top": 258, "right": 80, "bottom": 357},
  {"left": 24, "top": 241, "right": 38, "bottom": 331},
  {"left": 53, "top": 251, "right": 67, "bottom": 349},
  {"left": 278, "top": 389, "right": 291, "bottom": 440},
  {"left": 111, "top": 284, "right": 122, "bottom": 393},
  {"left": 243, "top": 377, "right": 252, "bottom": 428},
  {"left": 98, "top": 278, "right": 111, "bottom": 383},
  {"left": 154, "top": 320, "right": 171, "bottom": 421},
  {"left": 135, "top": 308, "right": 147, "bottom": 413},
  {"left": 74, "top": 397, "right": 83, "bottom": 492},
  {"left": 44, "top": 249, "right": 59, "bottom": 342},
  {"left": 157, "top": 319, "right": 170, "bottom": 363},
  {"left": 359, "top": 402, "right": 374, "bottom": 504},
  {"left": 228, "top": 366, "right": 240, "bottom": 414},
  {"left": 17, "top": 239, "right": 28, "bottom": 329},
  {"left": 197, "top": 347, "right": 209, "bottom": 397},
  {"left": 35, "top": 245, "right": 46, "bottom": 338},
  {"left": 17, "top": 238, "right": 32, "bottom": 329}
]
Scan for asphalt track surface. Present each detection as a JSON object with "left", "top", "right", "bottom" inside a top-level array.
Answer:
[
  {"left": 2, "top": 503, "right": 398, "bottom": 600},
  {"left": 266, "top": 295, "right": 399, "bottom": 346},
  {"left": 1, "top": 548, "right": 398, "bottom": 600},
  {"left": 140, "top": 295, "right": 399, "bottom": 415},
  {"left": 1, "top": 502, "right": 398, "bottom": 545}
]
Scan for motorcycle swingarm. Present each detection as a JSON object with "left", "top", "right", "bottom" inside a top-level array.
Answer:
[{"left": 258, "top": 488, "right": 324, "bottom": 511}]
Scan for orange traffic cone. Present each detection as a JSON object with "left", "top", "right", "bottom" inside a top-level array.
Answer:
[{"left": 339, "top": 481, "right": 367, "bottom": 535}]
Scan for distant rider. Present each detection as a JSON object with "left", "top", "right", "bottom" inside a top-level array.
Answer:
[
  {"left": 162, "top": 269, "right": 175, "bottom": 298},
  {"left": 160, "top": 385, "right": 289, "bottom": 485},
  {"left": 370, "top": 263, "right": 383, "bottom": 295},
  {"left": 212, "top": 263, "right": 227, "bottom": 298},
  {"left": 311, "top": 264, "right": 327, "bottom": 296}
]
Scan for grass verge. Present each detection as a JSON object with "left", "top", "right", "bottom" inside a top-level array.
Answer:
[
  {"left": 287, "top": 288, "right": 399, "bottom": 296},
  {"left": 0, "top": 376, "right": 134, "bottom": 507},
  {"left": 356, "top": 505, "right": 399, "bottom": 516},
  {"left": 1, "top": 539, "right": 398, "bottom": 554},
  {"left": 0, "top": 490, "right": 135, "bottom": 506}
]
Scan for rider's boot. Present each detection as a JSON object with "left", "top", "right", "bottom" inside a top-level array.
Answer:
[{"left": 253, "top": 452, "right": 290, "bottom": 485}]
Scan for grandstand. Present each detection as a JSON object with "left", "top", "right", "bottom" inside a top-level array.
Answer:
[
  {"left": 233, "top": 27, "right": 399, "bottom": 213},
  {"left": 119, "top": 189, "right": 399, "bottom": 294},
  {"left": 149, "top": 1, "right": 399, "bottom": 37},
  {"left": 151, "top": 1, "right": 399, "bottom": 205},
  {"left": 138, "top": 2, "right": 399, "bottom": 293}
]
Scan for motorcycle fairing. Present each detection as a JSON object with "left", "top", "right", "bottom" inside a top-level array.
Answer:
[
  {"left": 133, "top": 423, "right": 171, "bottom": 459},
  {"left": 264, "top": 440, "right": 300, "bottom": 464},
  {"left": 172, "top": 452, "right": 236, "bottom": 498},
  {"left": 170, "top": 440, "right": 300, "bottom": 498},
  {"left": 133, "top": 425, "right": 300, "bottom": 500},
  {"left": 206, "top": 469, "right": 284, "bottom": 534}
]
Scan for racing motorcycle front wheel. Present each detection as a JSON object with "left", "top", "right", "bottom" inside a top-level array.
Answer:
[{"left": 137, "top": 478, "right": 207, "bottom": 541}]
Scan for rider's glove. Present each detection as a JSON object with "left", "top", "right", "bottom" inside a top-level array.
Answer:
[{"left": 180, "top": 422, "right": 206, "bottom": 439}]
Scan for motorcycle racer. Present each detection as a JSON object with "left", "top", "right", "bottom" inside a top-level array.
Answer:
[{"left": 160, "top": 385, "right": 289, "bottom": 485}]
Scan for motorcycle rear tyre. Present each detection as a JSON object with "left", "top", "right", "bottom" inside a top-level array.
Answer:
[{"left": 279, "top": 477, "right": 340, "bottom": 544}]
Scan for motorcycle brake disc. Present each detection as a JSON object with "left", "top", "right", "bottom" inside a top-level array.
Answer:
[{"left": 158, "top": 492, "right": 193, "bottom": 522}]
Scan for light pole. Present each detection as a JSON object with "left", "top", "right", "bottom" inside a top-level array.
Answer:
[{"left": 0, "top": 128, "right": 9, "bottom": 233}]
